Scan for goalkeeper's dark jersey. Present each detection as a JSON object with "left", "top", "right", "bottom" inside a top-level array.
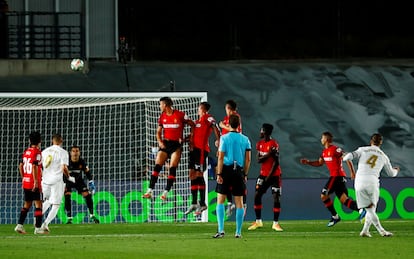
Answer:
[{"left": 68, "top": 158, "right": 90, "bottom": 182}]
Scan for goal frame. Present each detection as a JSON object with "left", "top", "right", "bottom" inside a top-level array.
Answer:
[{"left": 0, "top": 92, "right": 209, "bottom": 224}]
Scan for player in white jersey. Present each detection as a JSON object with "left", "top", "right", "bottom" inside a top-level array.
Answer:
[
  {"left": 343, "top": 133, "right": 399, "bottom": 237},
  {"left": 41, "top": 134, "right": 73, "bottom": 232}
]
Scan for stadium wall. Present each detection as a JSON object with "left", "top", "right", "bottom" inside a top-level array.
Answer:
[{"left": 1, "top": 60, "right": 413, "bottom": 179}]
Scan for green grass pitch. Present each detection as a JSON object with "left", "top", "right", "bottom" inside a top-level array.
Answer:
[{"left": 1, "top": 219, "right": 413, "bottom": 258}]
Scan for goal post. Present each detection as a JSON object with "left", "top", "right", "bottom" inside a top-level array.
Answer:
[{"left": 0, "top": 92, "right": 208, "bottom": 224}]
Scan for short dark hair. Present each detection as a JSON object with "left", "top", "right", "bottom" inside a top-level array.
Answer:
[
  {"left": 229, "top": 114, "right": 240, "bottom": 129},
  {"left": 262, "top": 123, "right": 274, "bottom": 135},
  {"left": 70, "top": 145, "right": 81, "bottom": 151},
  {"left": 52, "top": 134, "right": 63, "bottom": 143},
  {"left": 200, "top": 102, "right": 211, "bottom": 111},
  {"left": 160, "top": 96, "right": 173, "bottom": 106},
  {"left": 29, "top": 131, "right": 41, "bottom": 145},
  {"left": 370, "top": 133, "right": 383, "bottom": 146},
  {"left": 225, "top": 100, "right": 237, "bottom": 111},
  {"left": 322, "top": 131, "right": 333, "bottom": 142}
]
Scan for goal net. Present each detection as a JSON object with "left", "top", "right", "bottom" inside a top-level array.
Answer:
[{"left": 0, "top": 92, "right": 208, "bottom": 224}]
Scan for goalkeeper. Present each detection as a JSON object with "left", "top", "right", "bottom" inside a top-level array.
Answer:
[{"left": 64, "top": 145, "right": 99, "bottom": 224}]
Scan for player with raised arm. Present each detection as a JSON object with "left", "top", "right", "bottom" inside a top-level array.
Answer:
[
  {"left": 143, "top": 97, "right": 195, "bottom": 200},
  {"left": 14, "top": 131, "right": 47, "bottom": 234},
  {"left": 41, "top": 134, "right": 73, "bottom": 232},
  {"left": 64, "top": 145, "right": 99, "bottom": 224},
  {"left": 218, "top": 99, "right": 245, "bottom": 217},
  {"left": 300, "top": 132, "right": 364, "bottom": 227},
  {"left": 184, "top": 102, "right": 220, "bottom": 215},
  {"left": 343, "top": 133, "right": 399, "bottom": 237},
  {"left": 248, "top": 123, "right": 283, "bottom": 232}
]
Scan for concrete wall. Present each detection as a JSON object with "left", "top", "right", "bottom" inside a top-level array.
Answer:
[
  {"left": 0, "top": 59, "right": 88, "bottom": 76},
  {"left": 2, "top": 59, "right": 413, "bottom": 179}
]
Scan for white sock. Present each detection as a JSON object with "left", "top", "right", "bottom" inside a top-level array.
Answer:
[
  {"left": 361, "top": 210, "right": 372, "bottom": 233},
  {"left": 44, "top": 204, "right": 60, "bottom": 226},
  {"left": 366, "top": 206, "right": 384, "bottom": 233},
  {"left": 42, "top": 200, "right": 51, "bottom": 214}
]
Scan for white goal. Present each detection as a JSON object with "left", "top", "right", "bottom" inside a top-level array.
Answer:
[{"left": 0, "top": 92, "right": 208, "bottom": 224}]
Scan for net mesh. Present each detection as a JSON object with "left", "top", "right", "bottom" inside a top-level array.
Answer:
[{"left": 0, "top": 93, "right": 207, "bottom": 224}]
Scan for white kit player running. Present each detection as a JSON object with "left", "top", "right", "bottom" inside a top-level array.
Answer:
[
  {"left": 343, "top": 133, "right": 399, "bottom": 238},
  {"left": 41, "top": 134, "right": 74, "bottom": 232}
]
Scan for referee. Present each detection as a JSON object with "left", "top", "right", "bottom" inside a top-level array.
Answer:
[{"left": 213, "top": 114, "right": 251, "bottom": 238}]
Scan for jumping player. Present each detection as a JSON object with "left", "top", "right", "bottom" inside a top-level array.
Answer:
[
  {"left": 143, "top": 97, "right": 195, "bottom": 200},
  {"left": 64, "top": 145, "right": 99, "bottom": 224},
  {"left": 185, "top": 102, "right": 220, "bottom": 215},
  {"left": 248, "top": 123, "right": 283, "bottom": 232},
  {"left": 300, "top": 131, "right": 365, "bottom": 227},
  {"left": 218, "top": 99, "right": 245, "bottom": 217}
]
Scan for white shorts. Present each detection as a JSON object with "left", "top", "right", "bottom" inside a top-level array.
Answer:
[
  {"left": 42, "top": 181, "right": 65, "bottom": 204},
  {"left": 354, "top": 180, "right": 380, "bottom": 209}
]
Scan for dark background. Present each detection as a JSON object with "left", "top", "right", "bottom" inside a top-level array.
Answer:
[{"left": 118, "top": 1, "right": 414, "bottom": 61}]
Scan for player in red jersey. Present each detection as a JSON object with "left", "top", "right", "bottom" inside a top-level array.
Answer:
[
  {"left": 219, "top": 99, "right": 242, "bottom": 134},
  {"left": 248, "top": 123, "right": 283, "bottom": 232},
  {"left": 143, "top": 97, "right": 195, "bottom": 201},
  {"left": 219, "top": 100, "right": 245, "bottom": 217},
  {"left": 300, "top": 132, "right": 363, "bottom": 227},
  {"left": 14, "top": 131, "right": 47, "bottom": 234},
  {"left": 184, "top": 102, "right": 220, "bottom": 215}
]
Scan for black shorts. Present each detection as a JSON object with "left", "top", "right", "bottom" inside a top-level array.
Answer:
[
  {"left": 215, "top": 165, "right": 246, "bottom": 196},
  {"left": 23, "top": 188, "right": 42, "bottom": 201},
  {"left": 322, "top": 176, "right": 349, "bottom": 197},
  {"left": 189, "top": 148, "right": 208, "bottom": 172},
  {"left": 159, "top": 140, "right": 182, "bottom": 157},
  {"left": 255, "top": 175, "right": 282, "bottom": 194},
  {"left": 65, "top": 178, "right": 88, "bottom": 194}
]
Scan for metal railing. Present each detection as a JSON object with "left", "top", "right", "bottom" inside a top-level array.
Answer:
[{"left": 5, "top": 11, "right": 84, "bottom": 59}]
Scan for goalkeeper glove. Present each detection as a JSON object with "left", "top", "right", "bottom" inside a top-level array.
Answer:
[
  {"left": 67, "top": 176, "right": 76, "bottom": 183},
  {"left": 88, "top": 180, "right": 96, "bottom": 195}
]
